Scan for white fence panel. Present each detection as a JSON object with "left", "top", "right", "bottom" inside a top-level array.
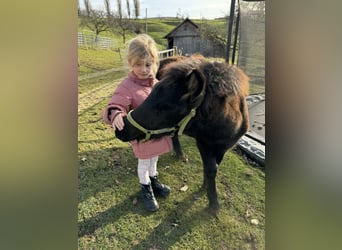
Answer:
[
  {"left": 158, "top": 48, "right": 176, "bottom": 58},
  {"left": 78, "top": 31, "right": 116, "bottom": 49}
]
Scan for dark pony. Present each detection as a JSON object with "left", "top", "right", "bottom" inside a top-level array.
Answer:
[{"left": 116, "top": 55, "right": 250, "bottom": 215}]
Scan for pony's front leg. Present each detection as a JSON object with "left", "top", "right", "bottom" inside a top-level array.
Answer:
[
  {"left": 205, "top": 161, "right": 219, "bottom": 215},
  {"left": 172, "top": 134, "right": 188, "bottom": 162},
  {"left": 197, "top": 143, "right": 219, "bottom": 215}
]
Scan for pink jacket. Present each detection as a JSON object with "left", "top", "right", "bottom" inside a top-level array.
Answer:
[{"left": 103, "top": 72, "right": 173, "bottom": 159}]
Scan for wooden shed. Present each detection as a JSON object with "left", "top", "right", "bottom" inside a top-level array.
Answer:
[{"left": 164, "top": 18, "right": 225, "bottom": 57}]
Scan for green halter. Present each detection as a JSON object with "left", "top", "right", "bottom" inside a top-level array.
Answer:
[{"left": 126, "top": 108, "right": 197, "bottom": 141}]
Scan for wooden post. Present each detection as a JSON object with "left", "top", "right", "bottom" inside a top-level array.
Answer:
[
  {"left": 145, "top": 8, "right": 148, "bottom": 33},
  {"left": 226, "top": 0, "right": 236, "bottom": 63},
  {"left": 232, "top": 2, "right": 240, "bottom": 65}
]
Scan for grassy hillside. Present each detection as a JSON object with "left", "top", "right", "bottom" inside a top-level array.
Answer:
[
  {"left": 78, "top": 17, "right": 183, "bottom": 75},
  {"left": 144, "top": 18, "right": 183, "bottom": 47},
  {"left": 78, "top": 17, "right": 228, "bottom": 51}
]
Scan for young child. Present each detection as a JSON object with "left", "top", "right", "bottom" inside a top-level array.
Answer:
[{"left": 103, "top": 34, "right": 172, "bottom": 212}]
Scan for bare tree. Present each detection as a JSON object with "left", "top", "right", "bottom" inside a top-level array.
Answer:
[
  {"left": 133, "top": 0, "right": 140, "bottom": 19},
  {"left": 78, "top": 0, "right": 81, "bottom": 16},
  {"left": 126, "top": 0, "right": 131, "bottom": 19},
  {"left": 131, "top": 0, "right": 142, "bottom": 32},
  {"left": 81, "top": 0, "right": 109, "bottom": 41},
  {"left": 117, "top": 0, "right": 122, "bottom": 19},
  {"left": 104, "top": 0, "right": 115, "bottom": 31},
  {"left": 82, "top": 10, "right": 109, "bottom": 36},
  {"left": 116, "top": 0, "right": 132, "bottom": 43},
  {"left": 105, "top": 0, "right": 133, "bottom": 43},
  {"left": 104, "top": 0, "right": 111, "bottom": 16},
  {"left": 84, "top": 0, "right": 91, "bottom": 17}
]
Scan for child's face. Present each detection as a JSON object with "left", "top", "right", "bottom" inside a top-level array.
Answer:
[{"left": 130, "top": 57, "right": 154, "bottom": 79}]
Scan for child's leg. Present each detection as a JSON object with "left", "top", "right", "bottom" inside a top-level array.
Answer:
[
  {"left": 148, "top": 156, "right": 171, "bottom": 197},
  {"left": 148, "top": 156, "right": 158, "bottom": 177},
  {"left": 137, "top": 158, "right": 151, "bottom": 185},
  {"left": 138, "top": 158, "right": 159, "bottom": 212}
]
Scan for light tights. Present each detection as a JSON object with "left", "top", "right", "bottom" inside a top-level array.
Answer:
[{"left": 137, "top": 156, "right": 158, "bottom": 185}]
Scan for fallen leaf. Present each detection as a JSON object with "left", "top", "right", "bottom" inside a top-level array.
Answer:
[
  {"left": 251, "top": 219, "right": 259, "bottom": 225},
  {"left": 245, "top": 169, "right": 253, "bottom": 177},
  {"left": 180, "top": 185, "right": 188, "bottom": 192}
]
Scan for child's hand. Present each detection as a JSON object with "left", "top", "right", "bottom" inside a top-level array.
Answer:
[{"left": 112, "top": 113, "right": 125, "bottom": 131}]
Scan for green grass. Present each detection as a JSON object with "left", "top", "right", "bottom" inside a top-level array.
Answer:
[
  {"left": 78, "top": 71, "right": 127, "bottom": 96},
  {"left": 78, "top": 17, "right": 265, "bottom": 249},
  {"left": 249, "top": 83, "right": 265, "bottom": 95},
  {"left": 78, "top": 47, "right": 125, "bottom": 75},
  {"left": 78, "top": 76, "right": 265, "bottom": 249},
  {"left": 145, "top": 19, "right": 182, "bottom": 47},
  {"left": 78, "top": 121, "right": 265, "bottom": 248}
]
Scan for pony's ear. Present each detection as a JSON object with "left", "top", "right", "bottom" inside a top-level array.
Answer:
[{"left": 182, "top": 68, "right": 206, "bottom": 107}]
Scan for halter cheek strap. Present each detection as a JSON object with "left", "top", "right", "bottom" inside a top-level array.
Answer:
[{"left": 126, "top": 108, "right": 197, "bottom": 141}]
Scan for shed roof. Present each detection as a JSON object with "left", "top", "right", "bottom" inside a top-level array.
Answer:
[{"left": 164, "top": 18, "right": 199, "bottom": 38}]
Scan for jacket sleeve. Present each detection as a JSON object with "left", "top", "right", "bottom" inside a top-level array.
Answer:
[{"left": 103, "top": 83, "right": 132, "bottom": 125}]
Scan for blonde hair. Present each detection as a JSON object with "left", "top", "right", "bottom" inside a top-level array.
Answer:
[{"left": 127, "top": 34, "right": 159, "bottom": 77}]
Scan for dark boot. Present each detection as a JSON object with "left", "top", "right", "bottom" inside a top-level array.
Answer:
[
  {"left": 150, "top": 175, "right": 171, "bottom": 197},
  {"left": 141, "top": 183, "right": 159, "bottom": 212}
]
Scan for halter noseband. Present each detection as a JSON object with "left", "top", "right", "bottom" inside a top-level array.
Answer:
[{"left": 126, "top": 108, "right": 197, "bottom": 141}]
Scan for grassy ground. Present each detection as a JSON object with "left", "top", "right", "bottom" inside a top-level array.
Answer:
[
  {"left": 78, "top": 47, "right": 125, "bottom": 75},
  {"left": 78, "top": 18, "right": 265, "bottom": 249},
  {"left": 78, "top": 71, "right": 265, "bottom": 249}
]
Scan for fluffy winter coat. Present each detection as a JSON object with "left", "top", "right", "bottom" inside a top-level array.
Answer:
[{"left": 103, "top": 72, "right": 173, "bottom": 159}]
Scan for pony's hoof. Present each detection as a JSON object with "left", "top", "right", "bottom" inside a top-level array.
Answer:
[
  {"left": 208, "top": 206, "right": 219, "bottom": 218},
  {"left": 208, "top": 202, "right": 219, "bottom": 217},
  {"left": 176, "top": 153, "right": 188, "bottom": 163}
]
